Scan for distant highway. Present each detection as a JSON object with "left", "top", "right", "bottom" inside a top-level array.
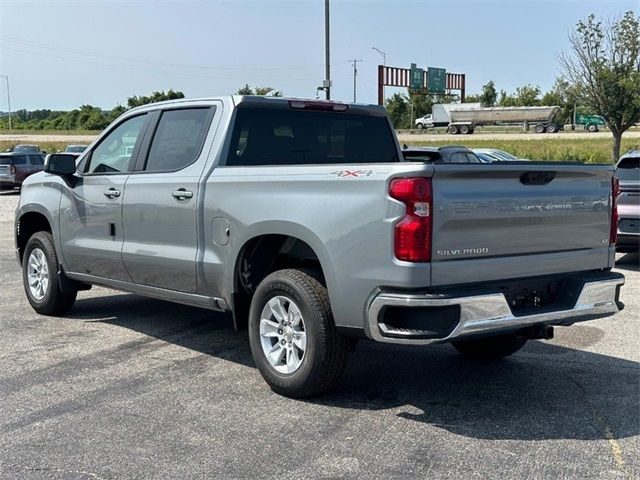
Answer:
[
  {"left": 1, "top": 129, "right": 639, "bottom": 145},
  {"left": 397, "top": 130, "right": 640, "bottom": 142}
]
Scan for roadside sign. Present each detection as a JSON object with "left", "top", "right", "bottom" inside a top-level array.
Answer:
[
  {"left": 428, "top": 67, "right": 446, "bottom": 94},
  {"left": 410, "top": 63, "right": 423, "bottom": 90}
]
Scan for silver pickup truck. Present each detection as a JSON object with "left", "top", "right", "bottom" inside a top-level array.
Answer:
[{"left": 15, "top": 96, "right": 624, "bottom": 397}]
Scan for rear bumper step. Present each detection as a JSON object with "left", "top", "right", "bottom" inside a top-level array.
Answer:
[{"left": 366, "top": 272, "right": 624, "bottom": 345}]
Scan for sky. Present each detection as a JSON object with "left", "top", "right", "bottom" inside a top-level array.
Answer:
[{"left": 0, "top": 0, "right": 637, "bottom": 111}]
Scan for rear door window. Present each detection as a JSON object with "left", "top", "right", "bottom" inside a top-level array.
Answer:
[
  {"left": 227, "top": 107, "right": 398, "bottom": 166},
  {"left": 144, "top": 108, "right": 212, "bottom": 172},
  {"left": 29, "top": 155, "right": 44, "bottom": 165},
  {"left": 616, "top": 156, "right": 639, "bottom": 181},
  {"left": 10, "top": 155, "right": 27, "bottom": 165}
]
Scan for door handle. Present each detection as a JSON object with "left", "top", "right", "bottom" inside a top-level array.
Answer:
[
  {"left": 104, "top": 188, "right": 121, "bottom": 199},
  {"left": 172, "top": 189, "right": 193, "bottom": 200}
]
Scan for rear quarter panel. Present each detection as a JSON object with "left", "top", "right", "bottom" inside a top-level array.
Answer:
[{"left": 201, "top": 163, "right": 435, "bottom": 329}]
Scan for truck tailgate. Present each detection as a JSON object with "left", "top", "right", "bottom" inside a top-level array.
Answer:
[{"left": 430, "top": 163, "right": 613, "bottom": 286}]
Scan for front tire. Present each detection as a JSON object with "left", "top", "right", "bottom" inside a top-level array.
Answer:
[
  {"left": 452, "top": 332, "right": 528, "bottom": 359},
  {"left": 22, "top": 231, "right": 77, "bottom": 315},
  {"left": 248, "top": 269, "right": 350, "bottom": 398}
]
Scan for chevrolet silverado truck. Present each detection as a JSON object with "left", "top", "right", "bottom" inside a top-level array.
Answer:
[{"left": 15, "top": 96, "right": 624, "bottom": 397}]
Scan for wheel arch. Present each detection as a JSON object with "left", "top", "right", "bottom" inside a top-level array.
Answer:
[
  {"left": 15, "top": 205, "right": 55, "bottom": 265},
  {"left": 229, "top": 222, "right": 335, "bottom": 332}
]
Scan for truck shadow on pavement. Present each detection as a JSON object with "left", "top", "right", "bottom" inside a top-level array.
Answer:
[
  {"left": 69, "top": 293, "right": 639, "bottom": 442},
  {"left": 615, "top": 251, "right": 639, "bottom": 272}
]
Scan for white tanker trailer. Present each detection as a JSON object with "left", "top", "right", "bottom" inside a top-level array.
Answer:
[
  {"left": 415, "top": 104, "right": 563, "bottom": 134},
  {"left": 449, "top": 106, "right": 562, "bottom": 134}
]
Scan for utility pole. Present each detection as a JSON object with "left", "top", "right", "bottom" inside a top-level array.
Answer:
[
  {"left": 349, "top": 59, "right": 362, "bottom": 102},
  {"left": 0, "top": 75, "right": 11, "bottom": 131},
  {"left": 324, "top": 0, "right": 331, "bottom": 100}
]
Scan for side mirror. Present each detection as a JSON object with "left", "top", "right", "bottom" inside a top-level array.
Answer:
[{"left": 45, "top": 153, "right": 77, "bottom": 176}]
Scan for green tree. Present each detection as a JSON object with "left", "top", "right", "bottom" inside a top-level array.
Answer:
[
  {"left": 498, "top": 84, "right": 542, "bottom": 107},
  {"left": 408, "top": 91, "right": 434, "bottom": 121},
  {"left": 384, "top": 93, "right": 409, "bottom": 128},
  {"left": 127, "top": 89, "right": 185, "bottom": 108},
  {"left": 236, "top": 84, "right": 254, "bottom": 95},
  {"left": 540, "top": 77, "right": 582, "bottom": 124},
  {"left": 479, "top": 80, "right": 497, "bottom": 107},
  {"left": 560, "top": 11, "right": 640, "bottom": 161},
  {"left": 236, "top": 84, "right": 282, "bottom": 96},
  {"left": 514, "top": 84, "right": 542, "bottom": 106}
]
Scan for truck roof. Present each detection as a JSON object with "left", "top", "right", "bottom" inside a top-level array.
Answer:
[{"left": 126, "top": 96, "right": 387, "bottom": 116}]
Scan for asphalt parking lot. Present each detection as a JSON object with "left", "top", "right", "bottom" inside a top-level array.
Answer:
[{"left": 0, "top": 190, "right": 638, "bottom": 479}]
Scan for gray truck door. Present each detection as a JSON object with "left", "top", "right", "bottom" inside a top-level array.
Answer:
[
  {"left": 121, "top": 106, "right": 217, "bottom": 293},
  {"left": 58, "top": 113, "right": 149, "bottom": 281}
]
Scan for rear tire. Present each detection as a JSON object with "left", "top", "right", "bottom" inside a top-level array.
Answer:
[
  {"left": 248, "top": 269, "right": 350, "bottom": 398},
  {"left": 460, "top": 125, "right": 470, "bottom": 135},
  {"left": 587, "top": 123, "right": 598, "bottom": 133},
  {"left": 546, "top": 124, "right": 558, "bottom": 133},
  {"left": 452, "top": 332, "right": 528, "bottom": 359},
  {"left": 448, "top": 125, "right": 460, "bottom": 135},
  {"left": 534, "top": 124, "right": 545, "bottom": 134},
  {"left": 22, "top": 231, "right": 77, "bottom": 316}
]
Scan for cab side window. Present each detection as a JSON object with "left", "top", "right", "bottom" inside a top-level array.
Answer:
[
  {"left": 144, "top": 108, "right": 212, "bottom": 173},
  {"left": 450, "top": 153, "right": 469, "bottom": 164},
  {"left": 86, "top": 114, "right": 147, "bottom": 174},
  {"left": 466, "top": 153, "right": 481, "bottom": 164}
]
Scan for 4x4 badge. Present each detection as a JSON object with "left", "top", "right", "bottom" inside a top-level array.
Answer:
[{"left": 329, "top": 169, "right": 375, "bottom": 178}]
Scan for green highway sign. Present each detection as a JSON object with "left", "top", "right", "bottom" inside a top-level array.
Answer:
[
  {"left": 428, "top": 67, "right": 446, "bottom": 94},
  {"left": 410, "top": 63, "right": 423, "bottom": 90}
]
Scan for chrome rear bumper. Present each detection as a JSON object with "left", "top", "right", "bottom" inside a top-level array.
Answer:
[{"left": 366, "top": 273, "right": 625, "bottom": 345}]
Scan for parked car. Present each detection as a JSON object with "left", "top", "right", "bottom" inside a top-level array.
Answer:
[
  {"left": 473, "top": 148, "right": 520, "bottom": 162},
  {"left": 15, "top": 96, "right": 624, "bottom": 397},
  {"left": 11, "top": 144, "right": 43, "bottom": 154},
  {"left": 615, "top": 150, "right": 640, "bottom": 252},
  {"left": 402, "top": 145, "right": 482, "bottom": 163},
  {"left": 0, "top": 152, "right": 45, "bottom": 190},
  {"left": 64, "top": 145, "right": 88, "bottom": 153}
]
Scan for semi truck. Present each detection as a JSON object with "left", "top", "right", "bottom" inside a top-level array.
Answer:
[
  {"left": 415, "top": 104, "right": 563, "bottom": 135},
  {"left": 576, "top": 114, "right": 606, "bottom": 132}
]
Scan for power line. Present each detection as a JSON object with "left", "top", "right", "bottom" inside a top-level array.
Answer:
[
  {"left": 1, "top": 45, "right": 350, "bottom": 82},
  {"left": 0, "top": 35, "right": 346, "bottom": 73}
]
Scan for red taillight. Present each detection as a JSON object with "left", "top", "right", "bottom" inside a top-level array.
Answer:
[
  {"left": 389, "top": 177, "right": 432, "bottom": 262},
  {"left": 9, "top": 164, "right": 16, "bottom": 175},
  {"left": 610, "top": 176, "right": 619, "bottom": 245}
]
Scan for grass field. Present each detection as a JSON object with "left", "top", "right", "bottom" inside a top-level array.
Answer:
[
  {"left": 1, "top": 136, "right": 638, "bottom": 165},
  {"left": 406, "top": 137, "right": 639, "bottom": 163},
  {"left": 0, "top": 129, "right": 100, "bottom": 136}
]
